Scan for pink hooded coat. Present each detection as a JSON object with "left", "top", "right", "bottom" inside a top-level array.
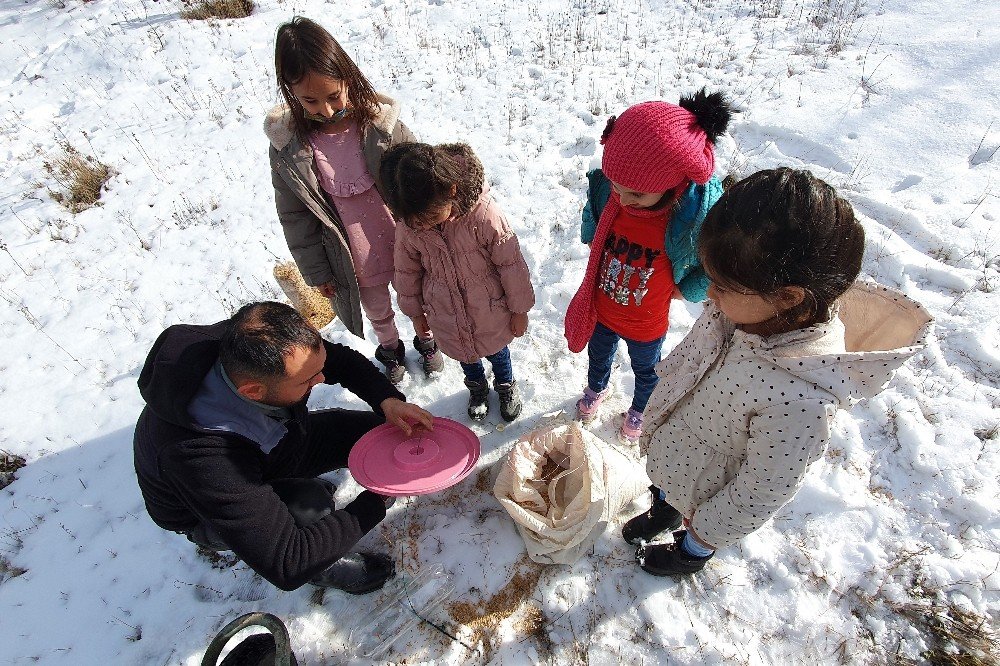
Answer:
[{"left": 393, "top": 191, "right": 535, "bottom": 364}]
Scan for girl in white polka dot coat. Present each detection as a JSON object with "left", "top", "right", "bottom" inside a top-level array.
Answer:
[{"left": 627, "top": 169, "right": 932, "bottom": 576}]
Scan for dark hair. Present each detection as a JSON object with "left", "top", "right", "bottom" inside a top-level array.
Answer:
[
  {"left": 698, "top": 168, "right": 865, "bottom": 327},
  {"left": 274, "top": 17, "right": 381, "bottom": 144},
  {"left": 219, "top": 302, "right": 322, "bottom": 380},
  {"left": 379, "top": 142, "right": 485, "bottom": 227}
]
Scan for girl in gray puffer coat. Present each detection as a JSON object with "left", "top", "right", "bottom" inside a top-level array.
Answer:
[
  {"left": 380, "top": 143, "right": 535, "bottom": 423},
  {"left": 626, "top": 168, "right": 932, "bottom": 576},
  {"left": 267, "top": 18, "right": 428, "bottom": 385}
]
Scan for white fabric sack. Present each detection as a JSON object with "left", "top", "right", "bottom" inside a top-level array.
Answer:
[{"left": 493, "top": 421, "right": 647, "bottom": 565}]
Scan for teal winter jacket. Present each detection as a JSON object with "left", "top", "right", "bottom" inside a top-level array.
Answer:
[{"left": 580, "top": 169, "right": 722, "bottom": 302}]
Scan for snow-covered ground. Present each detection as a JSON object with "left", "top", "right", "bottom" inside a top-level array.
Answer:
[{"left": 1, "top": 0, "right": 998, "bottom": 663}]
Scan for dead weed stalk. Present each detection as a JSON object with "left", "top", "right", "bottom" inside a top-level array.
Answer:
[
  {"left": 891, "top": 595, "right": 998, "bottom": 665},
  {"left": 0, "top": 450, "right": 27, "bottom": 490},
  {"left": 180, "top": 0, "right": 254, "bottom": 20},
  {"left": 0, "top": 555, "right": 27, "bottom": 583},
  {"left": 44, "top": 142, "right": 114, "bottom": 213}
]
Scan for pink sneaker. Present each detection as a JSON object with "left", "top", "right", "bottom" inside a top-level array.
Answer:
[
  {"left": 575, "top": 387, "right": 607, "bottom": 424},
  {"left": 619, "top": 408, "right": 643, "bottom": 444}
]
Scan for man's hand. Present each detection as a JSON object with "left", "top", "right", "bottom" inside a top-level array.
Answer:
[
  {"left": 317, "top": 282, "right": 336, "bottom": 298},
  {"left": 510, "top": 312, "right": 528, "bottom": 337},
  {"left": 411, "top": 314, "right": 431, "bottom": 337},
  {"left": 380, "top": 398, "right": 434, "bottom": 436}
]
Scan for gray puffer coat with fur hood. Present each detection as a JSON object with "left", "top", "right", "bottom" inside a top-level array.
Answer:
[{"left": 264, "top": 95, "right": 416, "bottom": 339}]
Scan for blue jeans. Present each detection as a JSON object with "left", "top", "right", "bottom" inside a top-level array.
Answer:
[
  {"left": 587, "top": 322, "right": 664, "bottom": 413},
  {"left": 460, "top": 346, "right": 513, "bottom": 385}
]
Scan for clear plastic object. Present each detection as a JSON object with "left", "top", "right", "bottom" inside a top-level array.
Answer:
[{"left": 348, "top": 563, "right": 456, "bottom": 660}]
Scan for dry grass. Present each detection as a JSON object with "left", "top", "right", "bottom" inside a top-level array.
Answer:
[
  {"left": 195, "top": 546, "right": 239, "bottom": 570},
  {"left": 180, "top": 0, "right": 254, "bottom": 20},
  {"left": 44, "top": 143, "right": 114, "bottom": 213},
  {"left": 474, "top": 467, "right": 492, "bottom": 493},
  {"left": 0, "top": 556, "right": 27, "bottom": 583},
  {"left": 273, "top": 261, "right": 336, "bottom": 330},
  {"left": 892, "top": 597, "right": 998, "bottom": 665},
  {"left": 0, "top": 450, "right": 26, "bottom": 490},
  {"left": 448, "top": 555, "right": 544, "bottom": 659},
  {"left": 517, "top": 605, "right": 555, "bottom": 658}
]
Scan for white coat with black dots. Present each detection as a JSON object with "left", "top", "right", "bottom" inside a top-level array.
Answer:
[{"left": 639, "top": 281, "right": 932, "bottom": 549}]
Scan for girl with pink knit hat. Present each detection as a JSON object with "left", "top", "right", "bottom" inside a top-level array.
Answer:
[{"left": 564, "top": 90, "right": 732, "bottom": 444}]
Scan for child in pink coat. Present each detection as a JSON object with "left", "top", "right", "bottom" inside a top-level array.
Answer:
[{"left": 380, "top": 142, "right": 535, "bottom": 423}]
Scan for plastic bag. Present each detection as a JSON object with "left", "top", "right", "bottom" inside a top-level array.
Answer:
[{"left": 493, "top": 421, "right": 646, "bottom": 565}]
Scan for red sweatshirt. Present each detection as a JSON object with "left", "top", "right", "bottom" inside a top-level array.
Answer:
[{"left": 593, "top": 205, "right": 675, "bottom": 341}]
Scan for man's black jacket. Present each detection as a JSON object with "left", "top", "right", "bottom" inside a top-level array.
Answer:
[{"left": 133, "top": 321, "right": 404, "bottom": 590}]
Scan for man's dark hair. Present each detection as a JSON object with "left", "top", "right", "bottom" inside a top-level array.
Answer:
[
  {"left": 698, "top": 168, "right": 865, "bottom": 328},
  {"left": 219, "top": 302, "right": 322, "bottom": 380}
]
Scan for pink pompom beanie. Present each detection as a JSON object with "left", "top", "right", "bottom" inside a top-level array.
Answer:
[{"left": 601, "top": 101, "right": 716, "bottom": 193}]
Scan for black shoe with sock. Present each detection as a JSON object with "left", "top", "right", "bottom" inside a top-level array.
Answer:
[
  {"left": 622, "top": 485, "right": 683, "bottom": 545},
  {"left": 635, "top": 530, "right": 712, "bottom": 576}
]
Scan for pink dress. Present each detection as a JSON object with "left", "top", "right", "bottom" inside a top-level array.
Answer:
[{"left": 310, "top": 122, "right": 396, "bottom": 288}]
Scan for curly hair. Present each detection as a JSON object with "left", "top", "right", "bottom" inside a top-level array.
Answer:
[
  {"left": 698, "top": 168, "right": 865, "bottom": 328},
  {"left": 274, "top": 17, "right": 381, "bottom": 145},
  {"left": 379, "top": 142, "right": 485, "bottom": 226}
]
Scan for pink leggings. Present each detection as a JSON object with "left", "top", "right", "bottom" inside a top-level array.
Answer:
[{"left": 358, "top": 283, "right": 399, "bottom": 348}]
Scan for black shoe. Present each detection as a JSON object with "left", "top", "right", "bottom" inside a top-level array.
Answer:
[
  {"left": 622, "top": 485, "right": 682, "bottom": 545},
  {"left": 412, "top": 336, "right": 444, "bottom": 376},
  {"left": 465, "top": 379, "right": 489, "bottom": 421},
  {"left": 374, "top": 340, "right": 406, "bottom": 385},
  {"left": 636, "top": 530, "right": 713, "bottom": 576},
  {"left": 310, "top": 552, "right": 395, "bottom": 594},
  {"left": 494, "top": 380, "right": 522, "bottom": 422}
]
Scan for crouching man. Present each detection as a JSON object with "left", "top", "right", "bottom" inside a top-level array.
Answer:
[{"left": 133, "top": 301, "right": 433, "bottom": 593}]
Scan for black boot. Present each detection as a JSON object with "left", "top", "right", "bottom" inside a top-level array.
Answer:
[
  {"left": 495, "top": 380, "right": 522, "bottom": 422},
  {"left": 622, "top": 485, "right": 682, "bottom": 545},
  {"left": 309, "top": 552, "right": 395, "bottom": 594},
  {"left": 635, "top": 530, "right": 713, "bottom": 576},
  {"left": 465, "top": 378, "right": 489, "bottom": 421},
  {"left": 374, "top": 340, "right": 406, "bottom": 385},
  {"left": 412, "top": 336, "right": 444, "bottom": 376}
]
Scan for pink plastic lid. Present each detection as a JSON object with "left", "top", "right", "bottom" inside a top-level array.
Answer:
[{"left": 348, "top": 417, "right": 480, "bottom": 496}]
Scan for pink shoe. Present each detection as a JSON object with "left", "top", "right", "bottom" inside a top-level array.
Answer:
[
  {"left": 619, "top": 408, "right": 643, "bottom": 444},
  {"left": 575, "top": 387, "right": 607, "bottom": 424}
]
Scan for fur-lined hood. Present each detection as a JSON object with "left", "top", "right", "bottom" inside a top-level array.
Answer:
[
  {"left": 729, "top": 281, "right": 932, "bottom": 407},
  {"left": 263, "top": 93, "right": 403, "bottom": 152}
]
